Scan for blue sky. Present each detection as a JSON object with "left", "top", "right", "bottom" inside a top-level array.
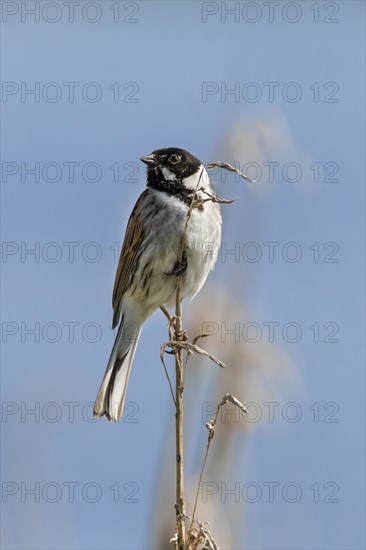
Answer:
[{"left": 1, "top": 1, "right": 365, "bottom": 549}]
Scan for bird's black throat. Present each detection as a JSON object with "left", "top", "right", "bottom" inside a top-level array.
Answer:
[{"left": 147, "top": 172, "right": 197, "bottom": 207}]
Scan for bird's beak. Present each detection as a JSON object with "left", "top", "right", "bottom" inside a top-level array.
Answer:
[{"left": 140, "top": 154, "right": 158, "bottom": 167}]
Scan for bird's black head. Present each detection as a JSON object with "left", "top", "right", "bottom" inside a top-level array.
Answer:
[{"left": 140, "top": 147, "right": 202, "bottom": 180}]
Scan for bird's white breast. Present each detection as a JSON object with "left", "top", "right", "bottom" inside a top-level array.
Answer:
[{"left": 124, "top": 172, "right": 221, "bottom": 315}]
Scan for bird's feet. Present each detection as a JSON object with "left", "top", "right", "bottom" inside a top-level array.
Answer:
[
  {"left": 168, "top": 315, "right": 188, "bottom": 342},
  {"left": 165, "top": 256, "right": 187, "bottom": 277},
  {"left": 160, "top": 307, "right": 188, "bottom": 344}
]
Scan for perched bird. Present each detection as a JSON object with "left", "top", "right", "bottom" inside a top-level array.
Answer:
[{"left": 93, "top": 148, "right": 222, "bottom": 422}]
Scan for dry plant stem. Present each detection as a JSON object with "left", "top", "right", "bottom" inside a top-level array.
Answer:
[
  {"left": 174, "top": 275, "right": 186, "bottom": 549},
  {"left": 160, "top": 351, "right": 176, "bottom": 406},
  {"left": 205, "top": 161, "right": 256, "bottom": 183},
  {"left": 190, "top": 394, "right": 248, "bottom": 529},
  {"left": 171, "top": 164, "right": 247, "bottom": 547},
  {"left": 158, "top": 307, "right": 177, "bottom": 405},
  {"left": 173, "top": 170, "right": 204, "bottom": 549},
  {"left": 162, "top": 340, "right": 226, "bottom": 370}
]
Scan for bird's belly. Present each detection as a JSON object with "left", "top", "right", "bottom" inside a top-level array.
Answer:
[
  {"left": 180, "top": 203, "right": 221, "bottom": 301},
  {"left": 125, "top": 193, "right": 221, "bottom": 314}
]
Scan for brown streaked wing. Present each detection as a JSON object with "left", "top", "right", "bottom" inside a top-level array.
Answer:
[{"left": 111, "top": 190, "right": 147, "bottom": 328}]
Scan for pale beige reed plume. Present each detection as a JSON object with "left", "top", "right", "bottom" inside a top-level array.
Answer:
[
  {"left": 153, "top": 284, "right": 300, "bottom": 548},
  {"left": 152, "top": 114, "right": 306, "bottom": 547}
]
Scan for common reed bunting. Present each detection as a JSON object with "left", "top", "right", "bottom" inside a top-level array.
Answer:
[{"left": 93, "top": 148, "right": 222, "bottom": 421}]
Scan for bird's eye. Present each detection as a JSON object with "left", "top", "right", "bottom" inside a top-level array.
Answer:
[{"left": 169, "top": 154, "right": 181, "bottom": 164}]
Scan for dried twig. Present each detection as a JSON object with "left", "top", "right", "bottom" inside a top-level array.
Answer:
[
  {"left": 172, "top": 166, "right": 216, "bottom": 548},
  {"left": 165, "top": 162, "right": 251, "bottom": 548},
  {"left": 174, "top": 274, "right": 185, "bottom": 549},
  {"left": 160, "top": 346, "right": 176, "bottom": 406},
  {"left": 162, "top": 341, "right": 226, "bottom": 370},
  {"left": 205, "top": 161, "right": 256, "bottom": 183},
  {"left": 171, "top": 168, "right": 208, "bottom": 549},
  {"left": 189, "top": 395, "right": 248, "bottom": 530},
  {"left": 183, "top": 333, "right": 211, "bottom": 383},
  {"left": 196, "top": 188, "right": 235, "bottom": 206}
]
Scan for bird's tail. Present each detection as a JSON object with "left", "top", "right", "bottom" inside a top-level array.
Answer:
[{"left": 93, "top": 319, "right": 141, "bottom": 422}]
